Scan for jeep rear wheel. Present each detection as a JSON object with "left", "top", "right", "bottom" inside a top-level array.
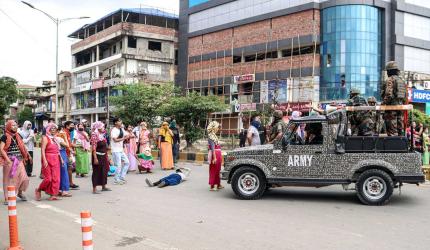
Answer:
[
  {"left": 231, "top": 167, "right": 266, "bottom": 200},
  {"left": 356, "top": 169, "right": 394, "bottom": 206}
]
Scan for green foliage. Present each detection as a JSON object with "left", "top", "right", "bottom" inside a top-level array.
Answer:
[
  {"left": 412, "top": 109, "right": 430, "bottom": 127},
  {"left": 159, "top": 92, "right": 228, "bottom": 146},
  {"left": 17, "top": 107, "right": 34, "bottom": 125},
  {"left": 0, "top": 77, "right": 19, "bottom": 122},
  {"left": 110, "top": 83, "right": 175, "bottom": 127}
]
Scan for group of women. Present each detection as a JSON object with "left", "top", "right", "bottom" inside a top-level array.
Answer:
[{"left": 0, "top": 118, "right": 225, "bottom": 203}]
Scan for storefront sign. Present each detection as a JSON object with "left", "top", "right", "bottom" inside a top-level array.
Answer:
[
  {"left": 277, "top": 102, "right": 312, "bottom": 112},
  {"left": 411, "top": 89, "right": 430, "bottom": 103},
  {"left": 240, "top": 103, "right": 257, "bottom": 112},
  {"left": 71, "top": 82, "right": 92, "bottom": 93},
  {"left": 233, "top": 74, "right": 255, "bottom": 84},
  {"left": 91, "top": 79, "right": 104, "bottom": 89}
]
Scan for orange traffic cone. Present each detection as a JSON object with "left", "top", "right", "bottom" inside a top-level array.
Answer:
[{"left": 7, "top": 186, "right": 23, "bottom": 250}]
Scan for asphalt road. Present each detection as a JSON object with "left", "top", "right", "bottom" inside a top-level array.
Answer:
[{"left": 1, "top": 150, "right": 430, "bottom": 250}]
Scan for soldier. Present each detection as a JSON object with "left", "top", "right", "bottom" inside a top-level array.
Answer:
[
  {"left": 346, "top": 88, "right": 374, "bottom": 136},
  {"left": 381, "top": 61, "right": 407, "bottom": 136},
  {"left": 267, "top": 110, "right": 287, "bottom": 144},
  {"left": 367, "top": 96, "right": 385, "bottom": 134}
]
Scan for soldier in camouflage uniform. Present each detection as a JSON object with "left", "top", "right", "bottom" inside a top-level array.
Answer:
[
  {"left": 268, "top": 110, "right": 287, "bottom": 144},
  {"left": 346, "top": 88, "right": 374, "bottom": 136},
  {"left": 367, "top": 96, "right": 385, "bottom": 134},
  {"left": 381, "top": 61, "right": 407, "bottom": 136}
]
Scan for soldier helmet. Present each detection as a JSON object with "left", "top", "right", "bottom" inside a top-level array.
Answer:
[
  {"left": 367, "top": 96, "right": 377, "bottom": 103},
  {"left": 385, "top": 61, "right": 399, "bottom": 71},
  {"left": 349, "top": 88, "right": 360, "bottom": 95},
  {"left": 273, "top": 110, "right": 283, "bottom": 119}
]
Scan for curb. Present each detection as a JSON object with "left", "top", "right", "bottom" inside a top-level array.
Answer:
[{"left": 151, "top": 151, "right": 212, "bottom": 164}]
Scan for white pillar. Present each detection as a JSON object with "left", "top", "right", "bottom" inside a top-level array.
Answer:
[
  {"left": 95, "top": 89, "right": 99, "bottom": 108},
  {"left": 95, "top": 113, "right": 99, "bottom": 121}
]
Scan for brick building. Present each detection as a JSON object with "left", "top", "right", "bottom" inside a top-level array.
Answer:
[
  {"left": 178, "top": 0, "right": 430, "bottom": 133},
  {"left": 68, "top": 8, "right": 178, "bottom": 123}
]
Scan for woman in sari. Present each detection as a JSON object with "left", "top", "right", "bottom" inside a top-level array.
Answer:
[
  {"left": 125, "top": 125, "right": 138, "bottom": 172},
  {"left": 138, "top": 122, "right": 154, "bottom": 173},
  {"left": 35, "top": 123, "right": 61, "bottom": 201},
  {"left": 74, "top": 123, "right": 90, "bottom": 177},
  {"left": 56, "top": 125, "right": 72, "bottom": 197},
  {"left": 158, "top": 122, "right": 174, "bottom": 170},
  {"left": 90, "top": 121, "right": 111, "bottom": 194},
  {"left": 207, "top": 121, "right": 224, "bottom": 191},
  {"left": 0, "top": 120, "right": 31, "bottom": 204}
]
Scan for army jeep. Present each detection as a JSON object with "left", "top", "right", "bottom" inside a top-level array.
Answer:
[{"left": 221, "top": 107, "right": 425, "bottom": 205}]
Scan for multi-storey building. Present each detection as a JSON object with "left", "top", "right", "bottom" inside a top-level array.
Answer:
[
  {"left": 68, "top": 8, "right": 178, "bottom": 123},
  {"left": 7, "top": 84, "right": 37, "bottom": 121},
  {"left": 30, "top": 81, "right": 56, "bottom": 129},
  {"left": 178, "top": 0, "right": 430, "bottom": 132},
  {"left": 57, "top": 71, "right": 72, "bottom": 122}
]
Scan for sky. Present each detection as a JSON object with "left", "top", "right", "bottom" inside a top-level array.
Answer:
[{"left": 0, "top": 0, "right": 179, "bottom": 86}]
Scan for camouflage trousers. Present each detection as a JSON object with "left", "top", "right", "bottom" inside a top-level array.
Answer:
[
  {"left": 383, "top": 111, "right": 404, "bottom": 136},
  {"left": 350, "top": 117, "right": 375, "bottom": 136}
]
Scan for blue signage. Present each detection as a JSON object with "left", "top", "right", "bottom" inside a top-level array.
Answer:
[{"left": 411, "top": 89, "right": 430, "bottom": 103}]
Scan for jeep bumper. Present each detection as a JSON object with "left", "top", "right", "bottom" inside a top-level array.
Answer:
[
  {"left": 395, "top": 175, "right": 425, "bottom": 184},
  {"left": 220, "top": 170, "right": 229, "bottom": 181}
]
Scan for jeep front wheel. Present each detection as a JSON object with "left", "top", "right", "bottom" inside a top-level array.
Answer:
[
  {"left": 231, "top": 167, "right": 266, "bottom": 200},
  {"left": 356, "top": 169, "right": 394, "bottom": 206}
]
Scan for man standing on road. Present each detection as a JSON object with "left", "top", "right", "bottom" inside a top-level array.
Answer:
[
  {"left": 267, "top": 110, "right": 287, "bottom": 144},
  {"left": 111, "top": 118, "right": 130, "bottom": 185},
  {"left": 381, "top": 61, "right": 407, "bottom": 136},
  {"left": 247, "top": 115, "right": 261, "bottom": 146},
  {"left": 19, "top": 121, "right": 35, "bottom": 177},
  {"left": 64, "top": 121, "right": 79, "bottom": 190}
]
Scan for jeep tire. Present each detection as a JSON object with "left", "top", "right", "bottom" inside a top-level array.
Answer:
[
  {"left": 356, "top": 169, "right": 394, "bottom": 206},
  {"left": 231, "top": 166, "right": 266, "bottom": 200}
]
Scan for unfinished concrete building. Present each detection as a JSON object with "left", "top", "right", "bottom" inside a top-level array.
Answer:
[{"left": 68, "top": 8, "right": 178, "bottom": 123}]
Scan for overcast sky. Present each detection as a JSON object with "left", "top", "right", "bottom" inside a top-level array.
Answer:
[{"left": 0, "top": 0, "right": 179, "bottom": 86}]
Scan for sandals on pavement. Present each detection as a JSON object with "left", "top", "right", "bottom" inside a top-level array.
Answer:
[
  {"left": 35, "top": 189, "right": 41, "bottom": 201},
  {"left": 17, "top": 194, "right": 27, "bottom": 201},
  {"left": 101, "top": 188, "right": 112, "bottom": 192},
  {"left": 48, "top": 196, "right": 62, "bottom": 201}
]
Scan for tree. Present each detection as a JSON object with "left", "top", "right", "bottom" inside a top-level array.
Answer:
[
  {"left": 159, "top": 92, "right": 228, "bottom": 148},
  {"left": 110, "top": 83, "right": 175, "bottom": 127},
  {"left": 0, "top": 77, "right": 20, "bottom": 123},
  {"left": 412, "top": 109, "right": 430, "bottom": 127},
  {"left": 18, "top": 107, "right": 34, "bottom": 125}
]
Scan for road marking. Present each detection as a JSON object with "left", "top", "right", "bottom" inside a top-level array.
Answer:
[{"left": 0, "top": 188, "right": 178, "bottom": 250}]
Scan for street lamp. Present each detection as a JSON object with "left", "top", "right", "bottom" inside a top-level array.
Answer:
[{"left": 21, "top": 1, "right": 89, "bottom": 123}]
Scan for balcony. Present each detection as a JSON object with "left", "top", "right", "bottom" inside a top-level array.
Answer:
[
  {"left": 24, "top": 100, "right": 37, "bottom": 107},
  {"left": 35, "top": 105, "right": 47, "bottom": 113}
]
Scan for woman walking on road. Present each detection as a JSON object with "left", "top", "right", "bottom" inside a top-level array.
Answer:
[
  {"left": 57, "top": 125, "right": 72, "bottom": 197},
  {"left": 0, "top": 120, "right": 31, "bottom": 204},
  {"left": 74, "top": 123, "right": 90, "bottom": 177},
  {"left": 36, "top": 123, "right": 61, "bottom": 201},
  {"left": 207, "top": 121, "right": 224, "bottom": 191},
  {"left": 125, "top": 125, "right": 138, "bottom": 172},
  {"left": 90, "top": 121, "right": 111, "bottom": 194},
  {"left": 158, "top": 122, "right": 174, "bottom": 170}
]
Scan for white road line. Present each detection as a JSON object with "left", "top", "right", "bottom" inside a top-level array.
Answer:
[{"left": 1, "top": 188, "right": 178, "bottom": 250}]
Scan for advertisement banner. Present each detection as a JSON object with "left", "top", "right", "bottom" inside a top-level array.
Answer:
[
  {"left": 240, "top": 103, "right": 257, "bottom": 112},
  {"left": 268, "top": 80, "right": 287, "bottom": 103},
  {"left": 91, "top": 79, "right": 104, "bottom": 89},
  {"left": 260, "top": 81, "right": 269, "bottom": 103}
]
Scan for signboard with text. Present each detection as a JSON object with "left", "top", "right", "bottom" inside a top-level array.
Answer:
[
  {"left": 411, "top": 88, "right": 430, "bottom": 103},
  {"left": 233, "top": 74, "right": 255, "bottom": 84}
]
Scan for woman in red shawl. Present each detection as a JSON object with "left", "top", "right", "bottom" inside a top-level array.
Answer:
[
  {"left": 35, "top": 123, "right": 61, "bottom": 201},
  {"left": 0, "top": 120, "right": 31, "bottom": 204}
]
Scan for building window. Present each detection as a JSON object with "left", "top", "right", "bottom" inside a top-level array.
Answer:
[
  {"left": 174, "top": 49, "right": 178, "bottom": 65},
  {"left": 148, "top": 41, "right": 162, "bottom": 51},
  {"left": 128, "top": 36, "right": 137, "bottom": 48},
  {"left": 148, "top": 64, "right": 162, "bottom": 75}
]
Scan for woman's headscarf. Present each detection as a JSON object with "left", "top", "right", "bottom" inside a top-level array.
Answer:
[
  {"left": 3, "top": 120, "right": 28, "bottom": 161},
  {"left": 76, "top": 123, "right": 90, "bottom": 150},
  {"left": 22, "top": 121, "right": 32, "bottom": 132},
  {"left": 90, "top": 121, "right": 106, "bottom": 150},
  {"left": 159, "top": 122, "right": 173, "bottom": 144},
  {"left": 207, "top": 121, "right": 220, "bottom": 145},
  {"left": 45, "top": 123, "right": 61, "bottom": 149}
]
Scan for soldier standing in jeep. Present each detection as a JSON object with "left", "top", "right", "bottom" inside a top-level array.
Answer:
[{"left": 381, "top": 61, "right": 407, "bottom": 136}]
